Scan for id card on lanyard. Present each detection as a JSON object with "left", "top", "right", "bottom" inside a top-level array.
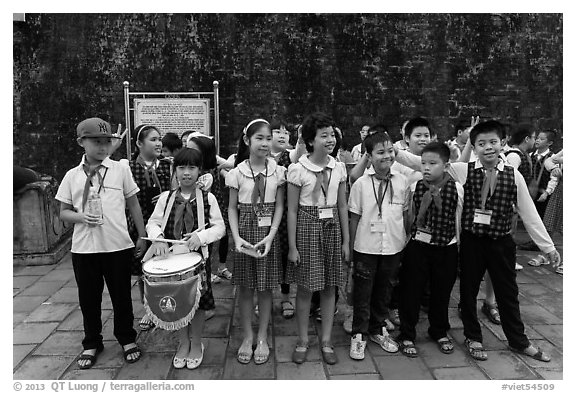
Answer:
[
  {"left": 414, "top": 227, "right": 432, "bottom": 243},
  {"left": 318, "top": 169, "right": 333, "bottom": 219},
  {"left": 249, "top": 161, "right": 271, "bottom": 227},
  {"left": 370, "top": 175, "right": 390, "bottom": 232}
]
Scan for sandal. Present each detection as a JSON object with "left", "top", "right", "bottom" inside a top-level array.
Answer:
[
  {"left": 237, "top": 339, "right": 253, "bottom": 364},
  {"left": 481, "top": 302, "right": 501, "bottom": 325},
  {"left": 436, "top": 337, "right": 454, "bottom": 354},
  {"left": 528, "top": 255, "right": 550, "bottom": 267},
  {"left": 292, "top": 340, "right": 309, "bottom": 364},
  {"left": 320, "top": 342, "right": 337, "bottom": 365},
  {"left": 139, "top": 314, "right": 155, "bottom": 331},
  {"left": 556, "top": 264, "right": 563, "bottom": 275},
  {"left": 281, "top": 300, "right": 295, "bottom": 319},
  {"left": 510, "top": 345, "right": 551, "bottom": 362},
  {"left": 399, "top": 340, "right": 418, "bottom": 358},
  {"left": 77, "top": 344, "right": 104, "bottom": 369},
  {"left": 217, "top": 267, "right": 232, "bottom": 280},
  {"left": 186, "top": 343, "right": 205, "bottom": 370},
  {"left": 465, "top": 338, "right": 488, "bottom": 361},
  {"left": 123, "top": 344, "right": 142, "bottom": 364},
  {"left": 254, "top": 340, "right": 270, "bottom": 365}
]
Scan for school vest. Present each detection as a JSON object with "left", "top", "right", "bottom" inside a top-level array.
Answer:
[
  {"left": 411, "top": 178, "right": 459, "bottom": 246},
  {"left": 462, "top": 162, "right": 516, "bottom": 238},
  {"left": 129, "top": 158, "right": 172, "bottom": 215},
  {"left": 274, "top": 150, "right": 292, "bottom": 169},
  {"left": 505, "top": 149, "right": 532, "bottom": 184},
  {"left": 531, "top": 151, "right": 553, "bottom": 191},
  {"left": 163, "top": 190, "right": 212, "bottom": 241}
]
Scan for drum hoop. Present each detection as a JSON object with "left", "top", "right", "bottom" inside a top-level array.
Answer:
[{"left": 144, "top": 262, "right": 205, "bottom": 283}]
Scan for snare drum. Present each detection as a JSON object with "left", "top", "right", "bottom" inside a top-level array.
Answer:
[{"left": 142, "top": 251, "right": 206, "bottom": 331}]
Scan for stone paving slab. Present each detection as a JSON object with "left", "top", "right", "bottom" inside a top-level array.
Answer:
[
  {"left": 276, "top": 361, "right": 327, "bottom": 379},
  {"left": 19, "top": 280, "right": 67, "bottom": 297},
  {"left": 14, "top": 275, "right": 42, "bottom": 291},
  {"left": 373, "top": 354, "right": 434, "bottom": 379},
  {"left": 57, "top": 309, "right": 112, "bottom": 331},
  {"left": 115, "top": 352, "right": 173, "bottom": 380},
  {"left": 47, "top": 286, "right": 81, "bottom": 303},
  {"left": 222, "top": 351, "right": 275, "bottom": 379},
  {"left": 24, "top": 302, "right": 77, "bottom": 323},
  {"left": 14, "top": 322, "right": 59, "bottom": 345},
  {"left": 13, "top": 295, "right": 49, "bottom": 313},
  {"left": 170, "top": 365, "right": 224, "bottom": 380},
  {"left": 62, "top": 368, "right": 118, "bottom": 380},
  {"left": 13, "top": 355, "right": 75, "bottom": 380},
  {"left": 530, "top": 325, "right": 563, "bottom": 349},
  {"left": 34, "top": 331, "right": 84, "bottom": 355},
  {"left": 432, "top": 366, "right": 489, "bottom": 380},
  {"left": 476, "top": 350, "right": 540, "bottom": 380},
  {"left": 14, "top": 265, "right": 57, "bottom": 276},
  {"left": 325, "top": 345, "right": 379, "bottom": 375},
  {"left": 38, "top": 268, "right": 75, "bottom": 282},
  {"left": 13, "top": 344, "right": 37, "bottom": 370}
]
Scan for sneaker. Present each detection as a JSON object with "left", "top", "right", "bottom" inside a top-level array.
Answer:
[
  {"left": 556, "top": 264, "right": 563, "bottom": 275},
  {"left": 349, "top": 334, "right": 366, "bottom": 360},
  {"left": 217, "top": 267, "right": 232, "bottom": 280},
  {"left": 369, "top": 328, "right": 399, "bottom": 353},
  {"left": 515, "top": 262, "right": 524, "bottom": 271},
  {"left": 316, "top": 307, "right": 338, "bottom": 322},
  {"left": 211, "top": 273, "right": 222, "bottom": 284},
  {"left": 343, "top": 313, "right": 353, "bottom": 334},
  {"left": 528, "top": 255, "right": 550, "bottom": 267},
  {"left": 389, "top": 308, "right": 400, "bottom": 325}
]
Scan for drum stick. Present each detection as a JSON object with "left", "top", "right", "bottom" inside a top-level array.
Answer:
[{"left": 141, "top": 223, "right": 208, "bottom": 244}]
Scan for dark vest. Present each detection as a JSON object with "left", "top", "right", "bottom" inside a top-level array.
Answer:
[
  {"left": 531, "top": 151, "right": 553, "bottom": 191},
  {"left": 163, "top": 190, "right": 212, "bottom": 241},
  {"left": 505, "top": 149, "right": 532, "bottom": 184},
  {"left": 462, "top": 162, "right": 516, "bottom": 238},
  {"left": 411, "top": 178, "right": 459, "bottom": 246}
]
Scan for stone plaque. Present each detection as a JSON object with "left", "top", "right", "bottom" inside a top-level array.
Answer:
[{"left": 134, "top": 98, "right": 211, "bottom": 137}]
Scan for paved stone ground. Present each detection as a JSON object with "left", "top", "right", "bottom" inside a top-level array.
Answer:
[{"left": 13, "top": 230, "right": 562, "bottom": 380}]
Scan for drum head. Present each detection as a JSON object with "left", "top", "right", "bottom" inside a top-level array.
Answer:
[{"left": 143, "top": 251, "right": 203, "bottom": 276}]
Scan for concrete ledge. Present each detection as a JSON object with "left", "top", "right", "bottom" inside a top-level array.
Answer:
[{"left": 13, "top": 234, "right": 72, "bottom": 267}]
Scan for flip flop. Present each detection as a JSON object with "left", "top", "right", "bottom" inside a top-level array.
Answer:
[
  {"left": 510, "top": 345, "right": 551, "bottom": 362},
  {"left": 77, "top": 344, "right": 104, "bottom": 370},
  {"left": 465, "top": 338, "right": 487, "bottom": 361},
  {"left": 399, "top": 340, "right": 418, "bottom": 358},
  {"left": 237, "top": 339, "right": 253, "bottom": 364},
  {"left": 254, "top": 340, "right": 270, "bottom": 365},
  {"left": 436, "top": 337, "right": 454, "bottom": 354},
  {"left": 481, "top": 303, "right": 501, "bottom": 325},
  {"left": 281, "top": 300, "right": 295, "bottom": 319},
  {"left": 123, "top": 344, "right": 142, "bottom": 364}
]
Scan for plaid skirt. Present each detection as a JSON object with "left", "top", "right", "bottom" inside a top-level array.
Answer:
[
  {"left": 544, "top": 179, "right": 562, "bottom": 234},
  {"left": 230, "top": 203, "right": 281, "bottom": 291},
  {"left": 286, "top": 205, "right": 345, "bottom": 292}
]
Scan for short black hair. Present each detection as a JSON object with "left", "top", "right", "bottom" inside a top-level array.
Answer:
[
  {"left": 161, "top": 132, "right": 182, "bottom": 153},
  {"left": 538, "top": 129, "right": 557, "bottom": 145},
  {"left": 173, "top": 147, "right": 203, "bottom": 171},
  {"left": 421, "top": 141, "right": 450, "bottom": 163},
  {"left": 188, "top": 135, "right": 217, "bottom": 170},
  {"left": 454, "top": 121, "right": 469, "bottom": 137},
  {"left": 469, "top": 120, "right": 506, "bottom": 145},
  {"left": 404, "top": 117, "right": 431, "bottom": 138},
  {"left": 301, "top": 112, "right": 334, "bottom": 153},
  {"left": 369, "top": 124, "right": 388, "bottom": 135},
  {"left": 508, "top": 125, "right": 534, "bottom": 146},
  {"left": 364, "top": 132, "right": 392, "bottom": 154}
]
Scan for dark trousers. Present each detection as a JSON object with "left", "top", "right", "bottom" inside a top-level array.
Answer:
[
  {"left": 72, "top": 249, "right": 137, "bottom": 350},
  {"left": 459, "top": 231, "right": 529, "bottom": 350},
  {"left": 398, "top": 240, "right": 458, "bottom": 342},
  {"left": 352, "top": 251, "right": 401, "bottom": 336},
  {"left": 218, "top": 233, "right": 229, "bottom": 264}
]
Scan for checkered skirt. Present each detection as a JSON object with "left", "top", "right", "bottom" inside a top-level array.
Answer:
[
  {"left": 230, "top": 203, "right": 281, "bottom": 291},
  {"left": 286, "top": 205, "right": 344, "bottom": 292},
  {"left": 544, "top": 178, "right": 562, "bottom": 234}
]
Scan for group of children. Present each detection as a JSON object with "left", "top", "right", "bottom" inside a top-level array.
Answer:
[{"left": 56, "top": 113, "right": 562, "bottom": 371}]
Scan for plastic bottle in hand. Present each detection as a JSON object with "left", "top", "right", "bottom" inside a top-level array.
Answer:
[{"left": 87, "top": 186, "right": 103, "bottom": 225}]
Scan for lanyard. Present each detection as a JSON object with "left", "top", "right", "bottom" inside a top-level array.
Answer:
[
  {"left": 371, "top": 175, "right": 390, "bottom": 218},
  {"left": 84, "top": 166, "right": 108, "bottom": 194},
  {"left": 248, "top": 160, "right": 268, "bottom": 212},
  {"left": 320, "top": 168, "right": 333, "bottom": 205}
]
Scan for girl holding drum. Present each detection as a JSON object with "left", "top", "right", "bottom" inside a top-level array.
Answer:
[
  {"left": 146, "top": 148, "right": 226, "bottom": 370},
  {"left": 226, "top": 119, "right": 286, "bottom": 365}
]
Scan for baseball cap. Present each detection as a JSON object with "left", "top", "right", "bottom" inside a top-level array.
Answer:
[{"left": 76, "top": 118, "right": 120, "bottom": 139}]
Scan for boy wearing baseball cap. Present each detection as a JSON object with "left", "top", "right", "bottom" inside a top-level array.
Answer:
[{"left": 56, "top": 118, "right": 147, "bottom": 369}]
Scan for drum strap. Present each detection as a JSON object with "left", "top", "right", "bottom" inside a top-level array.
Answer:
[{"left": 196, "top": 188, "right": 209, "bottom": 260}]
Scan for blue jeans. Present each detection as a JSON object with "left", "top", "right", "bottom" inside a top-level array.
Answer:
[{"left": 352, "top": 251, "right": 401, "bottom": 337}]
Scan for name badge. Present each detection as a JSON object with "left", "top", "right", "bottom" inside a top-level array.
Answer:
[
  {"left": 318, "top": 207, "right": 334, "bottom": 219},
  {"left": 257, "top": 215, "right": 272, "bottom": 227},
  {"left": 370, "top": 220, "right": 386, "bottom": 233},
  {"left": 473, "top": 209, "right": 492, "bottom": 225},
  {"left": 414, "top": 228, "right": 432, "bottom": 243}
]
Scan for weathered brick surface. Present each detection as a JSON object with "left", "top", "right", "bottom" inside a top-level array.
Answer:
[{"left": 14, "top": 14, "right": 562, "bottom": 180}]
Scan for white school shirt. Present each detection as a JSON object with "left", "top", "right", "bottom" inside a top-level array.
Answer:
[
  {"left": 348, "top": 167, "right": 410, "bottom": 255},
  {"left": 146, "top": 190, "right": 226, "bottom": 246},
  {"left": 55, "top": 156, "right": 139, "bottom": 254},
  {"left": 350, "top": 143, "right": 363, "bottom": 163},
  {"left": 225, "top": 158, "right": 286, "bottom": 204},
  {"left": 395, "top": 150, "right": 556, "bottom": 254},
  {"left": 287, "top": 155, "right": 347, "bottom": 206}
]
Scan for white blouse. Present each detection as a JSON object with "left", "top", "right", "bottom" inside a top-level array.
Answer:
[
  {"left": 225, "top": 158, "right": 287, "bottom": 204},
  {"left": 287, "top": 155, "right": 347, "bottom": 206}
]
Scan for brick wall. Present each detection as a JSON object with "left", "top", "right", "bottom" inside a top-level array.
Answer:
[{"left": 13, "top": 14, "right": 562, "bottom": 180}]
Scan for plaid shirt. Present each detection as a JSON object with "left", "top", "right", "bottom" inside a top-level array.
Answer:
[
  {"left": 462, "top": 162, "right": 516, "bottom": 238},
  {"left": 505, "top": 149, "right": 532, "bottom": 184},
  {"left": 411, "top": 177, "right": 459, "bottom": 246}
]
